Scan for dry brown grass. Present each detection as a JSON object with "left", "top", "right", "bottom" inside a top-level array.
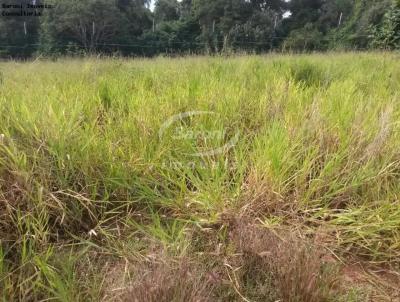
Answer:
[
  {"left": 101, "top": 252, "right": 216, "bottom": 302},
  {"left": 240, "top": 171, "right": 289, "bottom": 217},
  {"left": 101, "top": 215, "right": 340, "bottom": 302},
  {"left": 122, "top": 259, "right": 214, "bottom": 302},
  {"left": 0, "top": 169, "right": 29, "bottom": 242},
  {"left": 228, "top": 219, "right": 339, "bottom": 302}
]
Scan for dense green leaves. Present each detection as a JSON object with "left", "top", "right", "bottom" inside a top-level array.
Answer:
[
  {"left": 0, "top": 0, "right": 398, "bottom": 57},
  {"left": 370, "top": 3, "right": 400, "bottom": 49}
]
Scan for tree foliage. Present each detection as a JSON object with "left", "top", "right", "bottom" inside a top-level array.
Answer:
[
  {"left": 370, "top": 3, "right": 400, "bottom": 49},
  {"left": 0, "top": 0, "right": 398, "bottom": 57}
]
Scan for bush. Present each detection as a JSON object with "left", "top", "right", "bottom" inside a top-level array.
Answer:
[
  {"left": 369, "top": 4, "right": 400, "bottom": 49},
  {"left": 283, "top": 23, "right": 326, "bottom": 52}
]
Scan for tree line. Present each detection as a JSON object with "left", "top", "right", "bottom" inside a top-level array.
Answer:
[{"left": 1, "top": 0, "right": 400, "bottom": 58}]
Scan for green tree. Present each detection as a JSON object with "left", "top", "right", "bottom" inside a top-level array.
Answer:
[
  {"left": 38, "top": 0, "right": 151, "bottom": 55},
  {"left": 370, "top": 3, "right": 400, "bottom": 49},
  {"left": 229, "top": 9, "right": 278, "bottom": 52},
  {"left": 284, "top": 0, "right": 323, "bottom": 32},
  {"left": 283, "top": 22, "right": 325, "bottom": 51},
  {"left": 192, "top": 0, "right": 284, "bottom": 53},
  {"left": 333, "top": 0, "right": 392, "bottom": 49},
  {"left": 154, "top": 0, "right": 179, "bottom": 23}
]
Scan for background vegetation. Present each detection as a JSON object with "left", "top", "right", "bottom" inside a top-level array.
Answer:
[{"left": 1, "top": 0, "right": 400, "bottom": 58}]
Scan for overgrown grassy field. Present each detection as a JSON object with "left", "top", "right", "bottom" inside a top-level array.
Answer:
[{"left": 1, "top": 53, "right": 400, "bottom": 301}]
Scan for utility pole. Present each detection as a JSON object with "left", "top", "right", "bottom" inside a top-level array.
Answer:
[
  {"left": 153, "top": 18, "right": 155, "bottom": 32},
  {"left": 92, "top": 21, "right": 95, "bottom": 50},
  {"left": 271, "top": 14, "right": 278, "bottom": 51},
  {"left": 338, "top": 12, "right": 343, "bottom": 27},
  {"left": 212, "top": 20, "right": 216, "bottom": 53},
  {"left": 23, "top": 21, "right": 27, "bottom": 35}
]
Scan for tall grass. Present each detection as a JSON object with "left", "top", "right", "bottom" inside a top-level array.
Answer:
[{"left": 0, "top": 53, "right": 399, "bottom": 300}]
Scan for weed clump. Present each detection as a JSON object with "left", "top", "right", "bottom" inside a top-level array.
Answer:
[
  {"left": 103, "top": 256, "right": 216, "bottom": 302},
  {"left": 290, "top": 60, "right": 328, "bottom": 87},
  {"left": 229, "top": 221, "right": 339, "bottom": 302}
]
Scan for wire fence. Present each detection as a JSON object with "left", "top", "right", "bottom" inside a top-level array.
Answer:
[
  {"left": 0, "top": 36, "right": 373, "bottom": 49},
  {"left": 0, "top": 33, "right": 375, "bottom": 58}
]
